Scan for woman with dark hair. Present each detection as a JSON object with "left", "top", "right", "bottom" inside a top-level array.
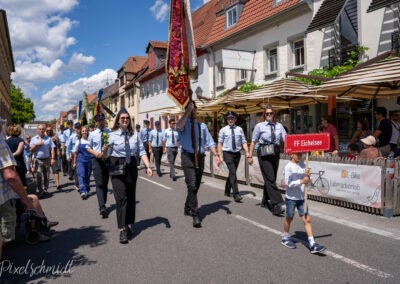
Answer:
[
  {"left": 350, "top": 119, "right": 370, "bottom": 151},
  {"left": 248, "top": 105, "right": 287, "bottom": 216},
  {"left": 6, "top": 125, "right": 26, "bottom": 186},
  {"left": 103, "top": 108, "right": 152, "bottom": 244}
]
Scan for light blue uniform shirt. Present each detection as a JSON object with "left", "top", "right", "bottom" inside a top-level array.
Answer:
[
  {"left": 89, "top": 128, "right": 111, "bottom": 153},
  {"left": 66, "top": 132, "right": 79, "bottom": 157},
  {"left": 64, "top": 128, "right": 74, "bottom": 141},
  {"left": 30, "top": 135, "right": 55, "bottom": 159},
  {"left": 163, "top": 128, "right": 179, "bottom": 148},
  {"left": 149, "top": 129, "right": 164, "bottom": 147},
  {"left": 140, "top": 128, "right": 151, "bottom": 142},
  {"left": 178, "top": 120, "right": 216, "bottom": 154},
  {"left": 251, "top": 121, "right": 286, "bottom": 145},
  {"left": 57, "top": 131, "right": 66, "bottom": 144},
  {"left": 218, "top": 125, "right": 247, "bottom": 152},
  {"left": 107, "top": 129, "right": 145, "bottom": 158}
]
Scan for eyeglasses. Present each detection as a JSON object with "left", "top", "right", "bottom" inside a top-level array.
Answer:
[
  {"left": 265, "top": 112, "right": 274, "bottom": 116},
  {"left": 120, "top": 116, "right": 130, "bottom": 120},
  {"left": 46, "top": 129, "right": 52, "bottom": 132}
]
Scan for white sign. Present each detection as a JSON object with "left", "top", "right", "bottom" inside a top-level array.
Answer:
[
  {"left": 222, "top": 49, "right": 254, "bottom": 70},
  {"left": 276, "top": 160, "right": 382, "bottom": 208}
]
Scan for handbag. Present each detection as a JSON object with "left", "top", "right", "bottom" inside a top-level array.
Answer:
[
  {"left": 260, "top": 144, "right": 276, "bottom": 157},
  {"left": 109, "top": 157, "right": 126, "bottom": 176}
]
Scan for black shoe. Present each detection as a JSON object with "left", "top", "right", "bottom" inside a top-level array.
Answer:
[
  {"left": 184, "top": 210, "right": 192, "bottom": 216},
  {"left": 224, "top": 192, "right": 231, "bottom": 197},
  {"left": 172, "top": 176, "right": 177, "bottom": 181},
  {"left": 100, "top": 207, "right": 109, "bottom": 219},
  {"left": 68, "top": 176, "right": 74, "bottom": 181},
  {"left": 234, "top": 194, "right": 243, "bottom": 202},
  {"left": 125, "top": 226, "right": 133, "bottom": 237},
  {"left": 119, "top": 229, "right": 128, "bottom": 244},
  {"left": 193, "top": 216, "right": 202, "bottom": 228},
  {"left": 158, "top": 173, "right": 162, "bottom": 177}
]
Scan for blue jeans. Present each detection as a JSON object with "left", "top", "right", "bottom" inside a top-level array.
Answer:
[{"left": 285, "top": 198, "right": 308, "bottom": 218}]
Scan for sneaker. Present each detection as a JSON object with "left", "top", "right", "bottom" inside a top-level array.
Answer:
[
  {"left": 80, "top": 192, "right": 88, "bottom": 200},
  {"left": 119, "top": 229, "right": 128, "bottom": 244},
  {"left": 100, "top": 207, "right": 109, "bottom": 219},
  {"left": 281, "top": 238, "right": 296, "bottom": 249},
  {"left": 310, "top": 243, "right": 326, "bottom": 254}
]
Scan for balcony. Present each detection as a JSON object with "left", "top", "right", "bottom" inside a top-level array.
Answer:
[{"left": 328, "top": 44, "right": 359, "bottom": 68}]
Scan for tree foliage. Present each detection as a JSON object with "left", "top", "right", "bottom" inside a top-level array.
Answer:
[{"left": 10, "top": 84, "right": 35, "bottom": 124}]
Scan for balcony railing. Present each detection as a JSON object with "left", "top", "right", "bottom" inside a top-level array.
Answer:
[{"left": 328, "top": 44, "right": 359, "bottom": 68}]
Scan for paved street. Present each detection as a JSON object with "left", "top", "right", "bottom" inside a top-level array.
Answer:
[{"left": 2, "top": 164, "right": 400, "bottom": 283}]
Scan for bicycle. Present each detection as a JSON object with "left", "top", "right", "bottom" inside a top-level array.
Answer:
[{"left": 310, "top": 170, "right": 330, "bottom": 195}]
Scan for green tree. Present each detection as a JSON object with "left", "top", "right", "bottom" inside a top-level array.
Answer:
[{"left": 10, "top": 84, "right": 35, "bottom": 124}]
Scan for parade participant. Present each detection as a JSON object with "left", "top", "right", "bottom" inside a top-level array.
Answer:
[
  {"left": 88, "top": 113, "right": 111, "bottom": 217},
  {"left": 66, "top": 122, "right": 82, "bottom": 190},
  {"left": 372, "top": 107, "right": 392, "bottom": 157},
  {"left": 103, "top": 108, "right": 152, "bottom": 244},
  {"left": 73, "top": 126, "right": 93, "bottom": 200},
  {"left": 57, "top": 125, "right": 68, "bottom": 176},
  {"left": 218, "top": 111, "right": 249, "bottom": 202},
  {"left": 248, "top": 104, "right": 286, "bottom": 215},
  {"left": 135, "top": 124, "right": 141, "bottom": 167},
  {"left": 6, "top": 125, "right": 26, "bottom": 187},
  {"left": 176, "top": 100, "right": 220, "bottom": 228},
  {"left": 30, "top": 124, "right": 56, "bottom": 195},
  {"left": 149, "top": 121, "right": 165, "bottom": 177},
  {"left": 47, "top": 126, "right": 61, "bottom": 190},
  {"left": 0, "top": 124, "right": 35, "bottom": 258},
  {"left": 321, "top": 115, "right": 339, "bottom": 157},
  {"left": 140, "top": 120, "right": 152, "bottom": 161},
  {"left": 63, "top": 120, "right": 74, "bottom": 178},
  {"left": 163, "top": 118, "right": 179, "bottom": 181},
  {"left": 281, "top": 152, "right": 326, "bottom": 254}
]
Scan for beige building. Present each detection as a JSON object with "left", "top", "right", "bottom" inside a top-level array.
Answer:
[{"left": 0, "top": 10, "right": 15, "bottom": 122}]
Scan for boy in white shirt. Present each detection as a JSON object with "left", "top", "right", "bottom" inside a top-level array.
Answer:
[{"left": 281, "top": 152, "right": 326, "bottom": 254}]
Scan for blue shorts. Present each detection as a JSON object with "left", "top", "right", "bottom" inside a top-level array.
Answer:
[{"left": 285, "top": 198, "right": 308, "bottom": 218}]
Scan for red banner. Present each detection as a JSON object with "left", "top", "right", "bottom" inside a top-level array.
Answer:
[
  {"left": 284, "top": 133, "right": 331, "bottom": 154},
  {"left": 166, "top": 0, "right": 197, "bottom": 109}
]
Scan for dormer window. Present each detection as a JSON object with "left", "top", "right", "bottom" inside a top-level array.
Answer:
[{"left": 226, "top": 6, "right": 238, "bottom": 28}]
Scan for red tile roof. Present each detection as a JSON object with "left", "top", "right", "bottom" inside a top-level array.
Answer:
[
  {"left": 146, "top": 41, "right": 168, "bottom": 52},
  {"left": 196, "top": 0, "right": 302, "bottom": 46},
  {"left": 87, "top": 93, "right": 97, "bottom": 103},
  {"left": 119, "top": 56, "right": 147, "bottom": 73}
]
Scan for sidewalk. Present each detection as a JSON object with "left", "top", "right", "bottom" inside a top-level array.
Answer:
[{"left": 196, "top": 168, "right": 400, "bottom": 241}]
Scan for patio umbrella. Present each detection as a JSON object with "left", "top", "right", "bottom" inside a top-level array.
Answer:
[{"left": 309, "top": 55, "right": 400, "bottom": 99}]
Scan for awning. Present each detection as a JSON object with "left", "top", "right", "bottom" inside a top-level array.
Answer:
[
  {"left": 367, "top": 0, "right": 400, "bottom": 13},
  {"left": 306, "top": 0, "right": 347, "bottom": 33}
]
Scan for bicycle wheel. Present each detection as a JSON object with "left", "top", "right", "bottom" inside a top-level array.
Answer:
[{"left": 315, "top": 178, "right": 330, "bottom": 195}]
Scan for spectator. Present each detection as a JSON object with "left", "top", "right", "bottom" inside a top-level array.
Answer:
[
  {"left": 372, "top": 107, "right": 392, "bottom": 157},
  {"left": 350, "top": 119, "right": 370, "bottom": 151},
  {"left": 359, "top": 135, "right": 381, "bottom": 160},
  {"left": 6, "top": 125, "right": 27, "bottom": 187},
  {"left": 321, "top": 115, "right": 339, "bottom": 157},
  {"left": 346, "top": 143, "right": 359, "bottom": 160},
  {"left": 389, "top": 110, "right": 400, "bottom": 153}
]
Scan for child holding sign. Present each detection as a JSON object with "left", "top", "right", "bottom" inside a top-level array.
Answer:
[{"left": 281, "top": 152, "right": 326, "bottom": 254}]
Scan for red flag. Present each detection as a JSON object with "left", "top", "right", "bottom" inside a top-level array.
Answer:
[{"left": 166, "top": 0, "right": 197, "bottom": 109}]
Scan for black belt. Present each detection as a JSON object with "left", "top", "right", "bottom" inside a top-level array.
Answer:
[
  {"left": 36, "top": 157, "right": 50, "bottom": 161},
  {"left": 167, "top": 147, "right": 178, "bottom": 149}
]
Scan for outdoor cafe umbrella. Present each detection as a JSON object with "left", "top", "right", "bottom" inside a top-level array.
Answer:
[{"left": 308, "top": 55, "right": 400, "bottom": 99}]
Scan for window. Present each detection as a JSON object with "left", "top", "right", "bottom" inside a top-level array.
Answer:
[
  {"left": 267, "top": 48, "right": 278, "bottom": 73},
  {"left": 237, "top": 69, "right": 247, "bottom": 82},
  {"left": 293, "top": 39, "right": 304, "bottom": 67},
  {"left": 217, "top": 65, "right": 225, "bottom": 86},
  {"left": 226, "top": 6, "right": 238, "bottom": 28}
]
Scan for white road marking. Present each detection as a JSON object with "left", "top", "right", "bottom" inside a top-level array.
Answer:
[
  {"left": 233, "top": 214, "right": 393, "bottom": 279},
  {"left": 139, "top": 176, "right": 173, "bottom": 190}
]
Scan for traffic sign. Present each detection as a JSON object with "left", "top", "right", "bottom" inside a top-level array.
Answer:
[{"left": 284, "top": 133, "right": 330, "bottom": 153}]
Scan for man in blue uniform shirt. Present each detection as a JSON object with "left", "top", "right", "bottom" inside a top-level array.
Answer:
[
  {"left": 163, "top": 118, "right": 179, "bottom": 181},
  {"left": 176, "top": 100, "right": 221, "bottom": 228},
  {"left": 149, "top": 121, "right": 165, "bottom": 177},
  {"left": 140, "top": 120, "right": 152, "bottom": 161}
]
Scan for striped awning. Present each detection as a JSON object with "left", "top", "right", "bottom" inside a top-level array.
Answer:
[{"left": 307, "top": 56, "right": 400, "bottom": 99}]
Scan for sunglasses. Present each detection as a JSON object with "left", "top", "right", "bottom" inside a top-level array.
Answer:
[
  {"left": 265, "top": 112, "right": 274, "bottom": 116},
  {"left": 120, "top": 116, "right": 130, "bottom": 120}
]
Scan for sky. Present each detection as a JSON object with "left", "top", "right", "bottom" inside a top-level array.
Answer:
[{"left": 1, "top": 0, "right": 210, "bottom": 121}]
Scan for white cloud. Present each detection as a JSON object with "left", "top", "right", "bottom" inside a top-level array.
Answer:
[
  {"left": 66, "top": 52, "right": 96, "bottom": 72},
  {"left": 150, "top": 0, "right": 169, "bottom": 22},
  {"left": 37, "top": 69, "right": 117, "bottom": 120}
]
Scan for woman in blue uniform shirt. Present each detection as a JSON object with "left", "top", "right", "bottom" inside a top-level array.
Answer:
[{"left": 103, "top": 108, "right": 152, "bottom": 244}]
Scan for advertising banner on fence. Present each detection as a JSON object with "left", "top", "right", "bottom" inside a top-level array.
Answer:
[{"left": 275, "top": 160, "right": 382, "bottom": 208}]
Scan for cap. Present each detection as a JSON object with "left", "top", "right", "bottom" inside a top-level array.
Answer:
[
  {"left": 74, "top": 122, "right": 81, "bottom": 128},
  {"left": 225, "top": 111, "right": 237, "bottom": 118},
  {"left": 94, "top": 113, "right": 105, "bottom": 121},
  {"left": 143, "top": 120, "right": 150, "bottom": 124},
  {"left": 155, "top": 121, "right": 160, "bottom": 126},
  {"left": 135, "top": 124, "right": 140, "bottom": 128},
  {"left": 360, "top": 135, "right": 376, "bottom": 146},
  {"left": 59, "top": 125, "right": 65, "bottom": 130},
  {"left": 67, "top": 120, "right": 73, "bottom": 125}
]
